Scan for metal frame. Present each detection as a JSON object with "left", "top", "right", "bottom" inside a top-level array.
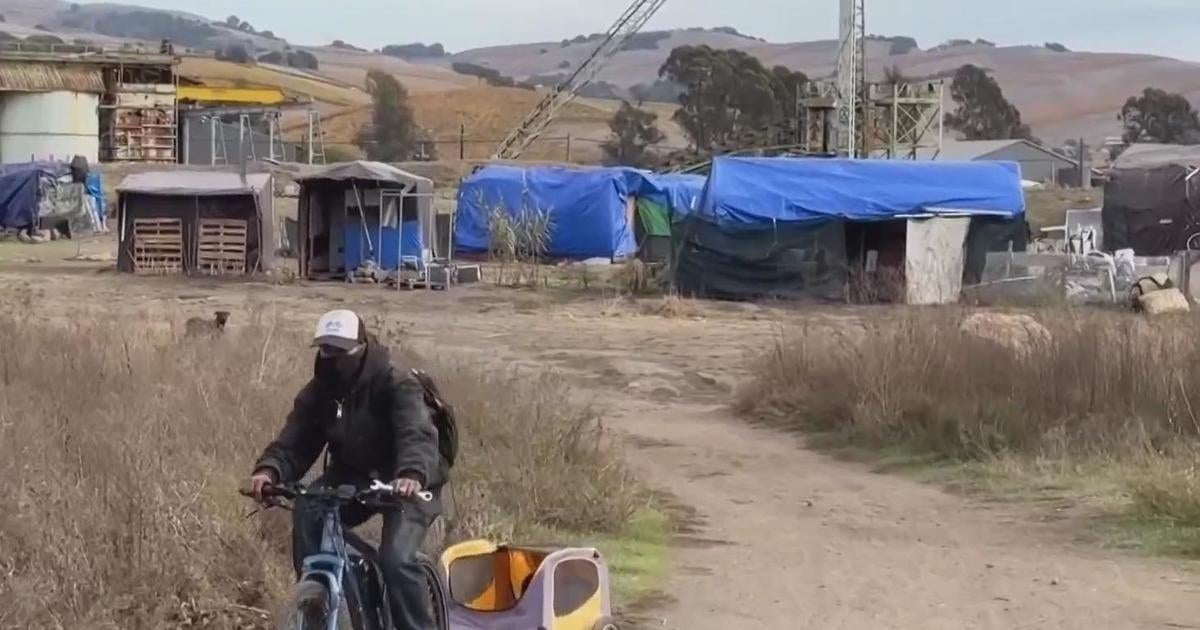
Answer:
[
  {"left": 181, "top": 106, "right": 322, "bottom": 165},
  {"left": 380, "top": 189, "right": 439, "bottom": 291},
  {"left": 492, "top": 0, "right": 667, "bottom": 160},
  {"left": 864, "top": 82, "right": 945, "bottom": 159},
  {"left": 803, "top": 80, "right": 944, "bottom": 159}
]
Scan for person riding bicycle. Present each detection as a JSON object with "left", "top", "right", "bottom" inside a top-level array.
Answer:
[{"left": 248, "top": 309, "right": 446, "bottom": 630}]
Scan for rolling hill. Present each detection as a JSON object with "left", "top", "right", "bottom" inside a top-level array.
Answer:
[
  {"left": 438, "top": 31, "right": 1200, "bottom": 145},
  {"left": 3, "top": 1, "right": 1199, "bottom": 150}
]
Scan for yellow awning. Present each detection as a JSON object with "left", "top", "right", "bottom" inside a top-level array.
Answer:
[{"left": 177, "top": 85, "right": 286, "bottom": 105}]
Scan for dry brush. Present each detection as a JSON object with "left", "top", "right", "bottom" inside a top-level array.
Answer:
[
  {"left": 0, "top": 302, "right": 637, "bottom": 629},
  {"left": 739, "top": 308, "right": 1200, "bottom": 532}
]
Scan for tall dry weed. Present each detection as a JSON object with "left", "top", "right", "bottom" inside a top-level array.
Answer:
[
  {"left": 740, "top": 309, "right": 1200, "bottom": 459},
  {"left": 0, "top": 300, "right": 635, "bottom": 629}
]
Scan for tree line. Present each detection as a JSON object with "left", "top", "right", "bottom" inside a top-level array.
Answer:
[{"left": 600, "top": 48, "right": 1200, "bottom": 168}]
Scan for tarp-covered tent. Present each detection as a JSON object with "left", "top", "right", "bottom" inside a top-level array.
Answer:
[
  {"left": 296, "top": 161, "right": 436, "bottom": 280},
  {"left": 456, "top": 165, "right": 637, "bottom": 260},
  {"left": 0, "top": 161, "right": 94, "bottom": 234},
  {"left": 1103, "top": 145, "right": 1200, "bottom": 255},
  {"left": 624, "top": 171, "right": 705, "bottom": 262},
  {"left": 674, "top": 157, "right": 1026, "bottom": 302},
  {"left": 116, "top": 171, "right": 275, "bottom": 274}
]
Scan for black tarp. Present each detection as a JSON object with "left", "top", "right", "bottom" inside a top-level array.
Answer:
[
  {"left": 1103, "top": 164, "right": 1200, "bottom": 255},
  {"left": 963, "top": 216, "right": 1029, "bottom": 285},
  {"left": 671, "top": 216, "right": 848, "bottom": 301},
  {"left": 673, "top": 214, "right": 1028, "bottom": 301}
]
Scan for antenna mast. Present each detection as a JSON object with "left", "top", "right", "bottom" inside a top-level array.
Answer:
[{"left": 835, "top": 0, "right": 866, "bottom": 157}]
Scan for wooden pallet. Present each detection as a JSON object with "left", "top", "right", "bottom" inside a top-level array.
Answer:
[
  {"left": 197, "top": 219, "right": 249, "bottom": 275},
  {"left": 132, "top": 218, "right": 183, "bottom": 275}
]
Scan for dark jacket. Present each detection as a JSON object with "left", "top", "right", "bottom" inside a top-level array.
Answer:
[{"left": 254, "top": 335, "right": 445, "bottom": 489}]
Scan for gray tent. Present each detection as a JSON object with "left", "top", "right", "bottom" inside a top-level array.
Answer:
[
  {"left": 117, "top": 171, "right": 275, "bottom": 274},
  {"left": 295, "top": 161, "right": 438, "bottom": 280}
]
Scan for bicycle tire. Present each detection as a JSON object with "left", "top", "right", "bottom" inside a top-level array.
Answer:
[
  {"left": 419, "top": 554, "right": 450, "bottom": 630},
  {"left": 276, "top": 580, "right": 352, "bottom": 630}
]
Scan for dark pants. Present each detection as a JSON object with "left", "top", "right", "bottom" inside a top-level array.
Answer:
[{"left": 292, "top": 474, "right": 440, "bottom": 630}]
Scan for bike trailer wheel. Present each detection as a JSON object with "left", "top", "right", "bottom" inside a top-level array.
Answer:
[
  {"left": 276, "top": 580, "right": 352, "bottom": 630},
  {"left": 592, "top": 616, "right": 620, "bottom": 630}
]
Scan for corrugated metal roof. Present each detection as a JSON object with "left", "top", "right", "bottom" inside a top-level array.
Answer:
[
  {"left": 118, "top": 171, "right": 273, "bottom": 197},
  {"left": 915, "top": 139, "right": 1078, "bottom": 166},
  {"left": 0, "top": 62, "right": 105, "bottom": 93}
]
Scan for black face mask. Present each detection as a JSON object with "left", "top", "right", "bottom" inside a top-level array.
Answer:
[{"left": 315, "top": 350, "right": 364, "bottom": 393}]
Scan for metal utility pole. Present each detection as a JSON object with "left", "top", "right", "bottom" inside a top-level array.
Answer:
[
  {"left": 491, "top": 0, "right": 668, "bottom": 160},
  {"left": 835, "top": 0, "right": 866, "bottom": 157}
]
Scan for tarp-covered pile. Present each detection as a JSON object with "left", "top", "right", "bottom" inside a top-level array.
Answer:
[
  {"left": 0, "top": 161, "right": 96, "bottom": 234},
  {"left": 1103, "top": 145, "right": 1200, "bottom": 256},
  {"left": 674, "top": 157, "right": 1026, "bottom": 300},
  {"left": 456, "top": 165, "right": 638, "bottom": 260}
]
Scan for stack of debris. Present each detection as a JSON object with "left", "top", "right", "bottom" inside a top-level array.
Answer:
[{"left": 349, "top": 258, "right": 386, "bottom": 284}]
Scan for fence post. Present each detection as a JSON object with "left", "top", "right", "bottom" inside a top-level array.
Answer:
[
  {"left": 566, "top": 134, "right": 572, "bottom": 162},
  {"left": 459, "top": 123, "right": 466, "bottom": 160}
]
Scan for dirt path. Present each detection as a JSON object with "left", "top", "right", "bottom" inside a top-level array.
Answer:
[{"left": 7, "top": 268, "right": 1200, "bottom": 629}]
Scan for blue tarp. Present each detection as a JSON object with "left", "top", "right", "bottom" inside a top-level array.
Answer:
[
  {"left": 456, "top": 165, "right": 637, "bottom": 260},
  {"left": 86, "top": 172, "right": 105, "bottom": 220},
  {"left": 0, "top": 162, "right": 68, "bottom": 230},
  {"left": 625, "top": 171, "right": 706, "bottom": 219},
  {"left": 344, "top": 219, "right": 424, "bottom": 271},
  {"left": 696, "top": 157, "right": 1026, "bottom": 228}
]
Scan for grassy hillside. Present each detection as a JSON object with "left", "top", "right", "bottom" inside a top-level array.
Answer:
[{"left": 6, "top": 1, "right": 1194, "bottom": 148}]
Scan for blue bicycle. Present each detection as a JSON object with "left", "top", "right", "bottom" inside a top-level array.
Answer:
[{"left": 243, "top": 481, "right": 449, "bottom": 630}]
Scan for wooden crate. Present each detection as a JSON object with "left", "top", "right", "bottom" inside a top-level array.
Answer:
[
  {"left": 197, "top": 219, "right": 249, "bottom": 274},
  {"left": 132, "top": 218, "right": 183, "bottom": 275}
]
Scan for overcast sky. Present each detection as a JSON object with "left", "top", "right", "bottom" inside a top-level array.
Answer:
[{"left": 86, "top": 0, "right": 1200, "bottom": 61}]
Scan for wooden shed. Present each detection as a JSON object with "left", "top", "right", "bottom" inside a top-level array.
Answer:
[{"left": 116, "top": 171, "right": 275, "bottom": 275}]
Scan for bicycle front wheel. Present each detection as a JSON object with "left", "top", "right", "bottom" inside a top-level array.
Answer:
[
  {"left": 276, "top": 580, "right": 352, "bottom": 630},
  {"left": 419, "top": 554, "right": 450, "bottom": 630}
]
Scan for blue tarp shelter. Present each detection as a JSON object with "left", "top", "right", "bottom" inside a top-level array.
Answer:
[
  {"left": 0, "top": 162, "right": 70, "bottom": 230},
  {"left": 674, "top": 157, "right": 1027, "bottom": 302},
  {"left": 695, "top": 157, "right": 1025, "bottom": 227},
  {"left": 456, "top": 165, "right": 638, "bottom": 260}
]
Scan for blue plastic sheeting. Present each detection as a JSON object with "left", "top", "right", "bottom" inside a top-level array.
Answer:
[
  {"left": 86, "top": 172, "right": 105, "bottom": 220},
  {"left": 0, "top": 162, "right": 67, "bottom": 229},
  {"left": 456, "top": 165, "right": 637, "bottom": 259},
  {"left": 344, "top": 220, "right": 424, "bottom": 271},
  {"left": 625, "top": 171, "right": 706, "bottom": 219},
  {"left": 697, "top": 157, "right": 1025, "bottom": 228}
]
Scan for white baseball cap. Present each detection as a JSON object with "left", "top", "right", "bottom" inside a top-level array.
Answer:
[{"left": 312, "top": 309, "right": 362, "bottom": 350}]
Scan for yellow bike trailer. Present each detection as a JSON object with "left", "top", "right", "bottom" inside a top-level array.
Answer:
[{"left": 440, "top": 539, "right": 618, "bottom": 630}]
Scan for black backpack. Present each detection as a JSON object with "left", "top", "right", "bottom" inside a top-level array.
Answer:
[{"left": 410, "top": 368, "right": 458, "bottom": 467}]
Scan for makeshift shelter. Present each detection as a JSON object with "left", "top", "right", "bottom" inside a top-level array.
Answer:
[
  {"left": 1103, "top": 144, "right": 1200, "bottom": 255},
  {"left": 456, "top": 165, "right": 637, "bottom": 261},
  {"left": 625, "top": 171, "right": 705, "bottom": 262},
  {"left": 296, "top": 161, "right": 436, "bottom": 280},
  {"left": 674, "top": 157, "right": 1026, "bottom": 303},
  {"left": 0, "top": 161, "right": 94, "bottom": 234},
  {"left": 116, "top": 171, "right": 274, "bottom": 275}
]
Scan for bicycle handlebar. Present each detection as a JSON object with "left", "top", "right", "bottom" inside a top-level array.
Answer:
[{"left": 239, "top": 480, "right": 433, "bottom": 505}]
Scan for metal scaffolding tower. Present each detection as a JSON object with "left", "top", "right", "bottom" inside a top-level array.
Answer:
[
  {"left": 803, "top": 0, "right": 943, "bottom": 159},
  {"left": 491, "top": 0, "right": 668, "bottom": 160},
  {"left": 862, "top": 81, "right": 944, "bottom": 159},
  {"left": 834, "top": 0, "right": 866, "bottom": 158}
]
